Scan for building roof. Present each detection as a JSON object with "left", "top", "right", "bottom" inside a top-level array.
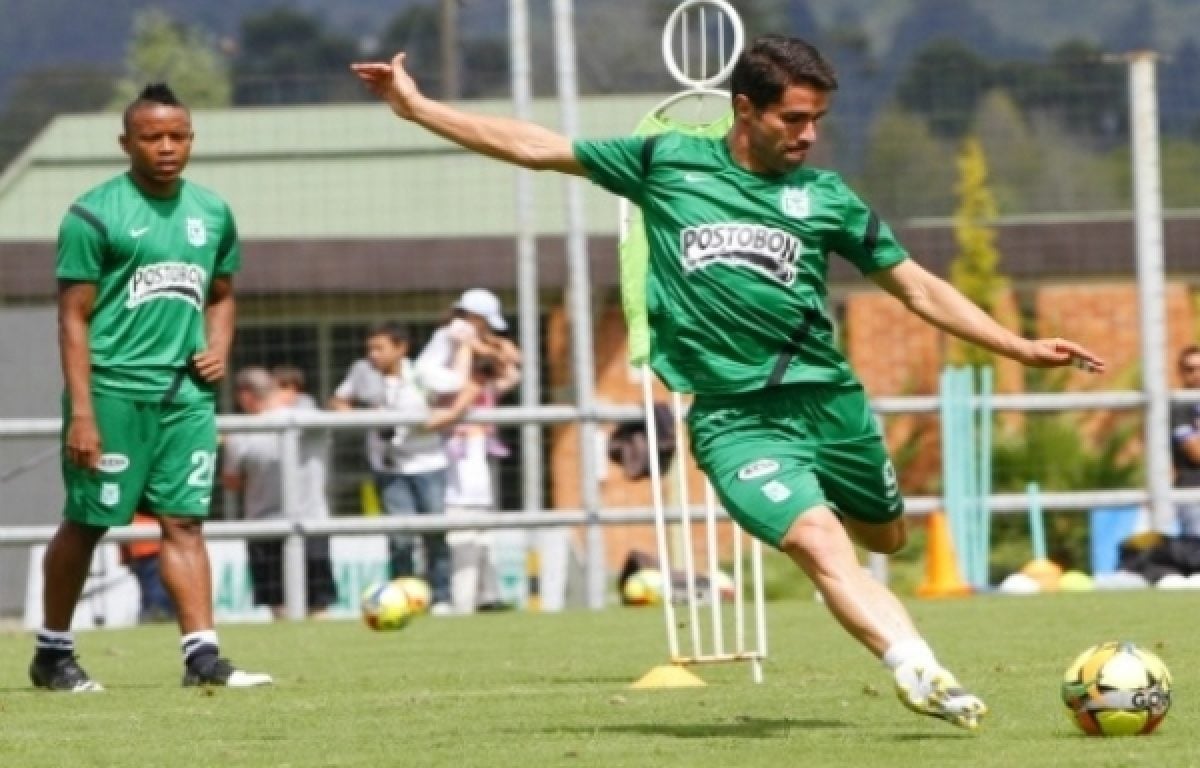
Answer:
[
  {"left": 2, "top": 97, "right": 1198, "bottom": 300},
  {"left": 0, "top": 96, "right": 679, "bottom": 242}
]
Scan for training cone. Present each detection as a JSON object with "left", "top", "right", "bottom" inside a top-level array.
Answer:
[
  {"left": 916, "top": 511, "right": 972, "bottom": 598},
  {"left": 631, "top": 664, "right": 707, "bottom": 689}
]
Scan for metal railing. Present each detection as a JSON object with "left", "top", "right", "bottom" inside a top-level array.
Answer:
[{"left": 3, "top": 389, "right": 1198, "bottom": 617}]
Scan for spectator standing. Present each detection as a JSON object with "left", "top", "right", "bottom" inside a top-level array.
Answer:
[
  {"left": 330, "top": 322, "right": 464, "bottom": 614},
  {"left": 222, "top": 367, "right": 338, "bottom": 618}
]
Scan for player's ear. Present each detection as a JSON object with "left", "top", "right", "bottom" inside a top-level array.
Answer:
[{"left": 732, "top": 93, "right": 755, "bottom": 121}]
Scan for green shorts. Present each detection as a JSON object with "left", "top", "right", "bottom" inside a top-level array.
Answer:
[
  {"left": 62, "top": 393, "right": 217, "bottom": 527},
  {"left": 687, "top": 382, "right": 904, "bottom": 548}
]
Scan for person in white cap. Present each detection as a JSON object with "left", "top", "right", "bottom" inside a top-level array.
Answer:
[{"left": 416, "top": 290, "right": 520, "bottom": 614}]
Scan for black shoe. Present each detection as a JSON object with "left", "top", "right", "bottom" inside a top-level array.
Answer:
[
  {"left": 182, "top": 657, "right": 273, "bottom": 688},
  {"left": 29, "top": 654, "right": 104, "bottom": 692}
]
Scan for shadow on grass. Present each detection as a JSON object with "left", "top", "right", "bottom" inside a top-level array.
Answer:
[{"left": 542, "top": 715, "right": 849, "bottom": 739}]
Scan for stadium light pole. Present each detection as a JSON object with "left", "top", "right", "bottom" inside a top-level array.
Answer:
[
  {"left": 508, "top": 0, "right": 544, "bottom": 519},
  {"left": 1127, "top": 50, "right": 1174, "bottom": 533},
  {"left": 552, "top": 0, "right": 606, "bottom": 610}
]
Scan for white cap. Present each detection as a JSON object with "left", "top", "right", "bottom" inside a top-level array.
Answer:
[{"left": 455, "top": 288, "right": 507, "bottom": 331}]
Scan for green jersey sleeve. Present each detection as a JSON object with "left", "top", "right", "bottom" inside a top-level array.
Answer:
[
  {"left": 215, "top": 203, "right": 242, "bottom": 276},
  {"left": 827, "top": 178, "right": 908, "bottom": 275},
  {"left": 573, "top": 136, "right": 651, "bottom": 206},
  {"left": 55, "top": 204, "right": 107, "bottom": 281}
]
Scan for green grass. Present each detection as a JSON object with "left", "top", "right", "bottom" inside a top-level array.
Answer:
[{"left": 0, "top": 591, "right": 1195, "bottom": 767}]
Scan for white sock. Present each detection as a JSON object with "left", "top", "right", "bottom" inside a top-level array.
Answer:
[
  {"left": 180, "top": 629, "right": 220, "bottom": 665},
  {"left": 882, "top": 637, "right": 938, "bottom": 671},
  {"left": 36, "top": 627, "right": 74, "bottom": 653}
]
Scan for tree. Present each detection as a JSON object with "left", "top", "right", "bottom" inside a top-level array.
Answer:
[
  {"left": 896, "top": 40, "right": 991, "bottom": 138},
  {"left": 948, "top": 138, "right": 1006, "bottom": 367},
  {"left": 232, "top": 8, "right": 361, "bottom": 105},
  {"left": 377, "top": 3, "right": 510, "bottom": 99},
  {"left": 110, "top": 8, "right": 231, "bottom": 110},
  {"left": 856, "top": 108, "right": 956, "bottom": 220},
  {"left": 971, "top": 90, "right": 1038, "bottom": 213}
]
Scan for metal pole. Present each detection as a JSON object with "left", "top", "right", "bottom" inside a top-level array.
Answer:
[
  {"left": 509, "top": 0, "right": 543, "bottom": 515},
  {"left": 280, "top": 427, "right": 307, "bottom": 621},
  {"left": 440, "top": 0, "right": 460, "bottom": 100},
  {"left": 1129, "top": 51, "right": 1174, "bottom": 533},
  {"left": 551, "top": 0, "right": 605, "bottom": 609}
]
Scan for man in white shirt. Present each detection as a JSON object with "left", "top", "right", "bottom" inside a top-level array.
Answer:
[{"left": 330, "top": 322, "right": 466, "bottom": 614}]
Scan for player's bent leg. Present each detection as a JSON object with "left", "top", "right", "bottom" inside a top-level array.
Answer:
[
  {"left": 779, "top": 507, "right": 986, "bottom": 730},
  {"left": 841, "top": 516, "right": 907, "bottom": 555}
]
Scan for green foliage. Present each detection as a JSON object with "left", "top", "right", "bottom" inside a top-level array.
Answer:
[
  {"left": 232, "top": 8, "right": 361, "bottom": 105},
  {"left": 855, "top": 107, "right": 956, "bottom": 219},
  {"left": 110, "top": 8, "right": 231, "bottom": 110},
  {"left": 949, "top": 137, "right": 1007, "bottom": 367},
  {"left": 989, "top": 368, "right": 1143, "bottom": 573}
]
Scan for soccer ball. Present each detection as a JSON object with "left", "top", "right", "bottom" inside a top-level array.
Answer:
[
  {"left": 1061, "top": 641, "right": 1172, "bottom": 736},
  {"left": 622, "top": 569, "right": 664, "bottom": 606},
  {"left": 361, "top": 580, "right": 418, "bottom": 631},
  {"left": 391, "top": 577, "right": 432, "bottom": 614}
]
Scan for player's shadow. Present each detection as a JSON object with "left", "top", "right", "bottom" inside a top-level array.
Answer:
[{"left": 545, "top": 716, "right": 849, "bottom": 739}]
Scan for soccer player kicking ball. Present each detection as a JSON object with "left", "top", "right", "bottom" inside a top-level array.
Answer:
[
  {"left": 32, "top": 83, "right": 272, "bottom": 691},
  {"left": 354, "top": 36, "right": 1106, "bottom": 729}
]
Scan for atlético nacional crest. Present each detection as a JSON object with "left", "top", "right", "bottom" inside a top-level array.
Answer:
[
  {"left": 186, "top": 217, "right": 207, "bottom": 247},
  {"left": 780, "top": 186, "right": 810, "bottom": 219}
]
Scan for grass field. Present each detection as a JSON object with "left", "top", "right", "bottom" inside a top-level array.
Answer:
[{"left": 0, "top": 590, "right": 1194, "bottom": 768}]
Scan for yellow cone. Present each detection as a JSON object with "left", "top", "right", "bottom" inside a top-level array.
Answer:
[{"left": 630, "top": 664, "right": 707, "bottom": 689}]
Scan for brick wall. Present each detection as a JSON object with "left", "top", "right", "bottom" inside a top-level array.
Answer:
[{"left": 546, "top": 282, "right": 1195, "bottom": 568}]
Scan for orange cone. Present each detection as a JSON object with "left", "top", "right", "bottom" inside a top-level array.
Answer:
[{"left": 916, "top": 511, "right": 972, "bottom": 598}]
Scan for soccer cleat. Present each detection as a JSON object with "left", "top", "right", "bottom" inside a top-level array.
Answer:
[
  {"left": 29, "top": 654, "right": 104, "bottom": 693},
  {"left": 894, "top": 662, "right": 988, "bottom": 730},
  {"left": 182, "top": 657, "right": 273, "bottom": 688}
]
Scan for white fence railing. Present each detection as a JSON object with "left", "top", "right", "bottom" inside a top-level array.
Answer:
[{"left": 3, "top": 390, "right": 1197, "bottom": 617}]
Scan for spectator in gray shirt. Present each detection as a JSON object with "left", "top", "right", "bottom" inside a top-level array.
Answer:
[
  {"left": 329, "top": 322, "right": 468, "bottom": 615},
  {"left": 222, "top": 367, "right": 337, "bottom": 619}
]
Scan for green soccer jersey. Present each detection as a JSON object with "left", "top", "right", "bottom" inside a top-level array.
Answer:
[
  {"left": 575, "top": 132, "right": 908, "bottom": 395},
  {"left": 55, "top": 173, "right": 241, "bottom": 403}
]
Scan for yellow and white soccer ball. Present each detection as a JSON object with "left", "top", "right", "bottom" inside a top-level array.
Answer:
[
  {"left": 361, "top": 579, "right": 419, "bottom": 631},
  {"left": 391, "top": 577, "right": 432, "bottom": 614},
  {"left": 622, "top": 568, "right": 664, "bottom": 606},
  {"left": 1061, "top": 641, "right": 1171, "bottom": 736}
]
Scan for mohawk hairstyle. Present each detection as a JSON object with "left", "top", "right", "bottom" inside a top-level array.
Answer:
[{"left": 122, "top": 82, "right": 187, "bottom": 131}]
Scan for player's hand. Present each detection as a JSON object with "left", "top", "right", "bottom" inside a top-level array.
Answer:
[
  {"left": 66, "top": 414, "right": 101, "bottom": 470},
  {"left": 1022, "top": 338, "right": 1107, "bottom": 374},
  {"left": 192, "top": 350, "right": 226, "bottom": 383},
  {"left": 351, "top": 53, "right": 423, "bottom": 120}
]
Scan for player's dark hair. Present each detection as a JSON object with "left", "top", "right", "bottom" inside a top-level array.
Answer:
[
  {"left": 122, "top": 82, "right": 188, "bottom": 132},
  {"left": 731, "top": 35, "right": 838, "bottom": 110},
  {"left": 366, "top": 321, "right": 409, "bottom": 346}
]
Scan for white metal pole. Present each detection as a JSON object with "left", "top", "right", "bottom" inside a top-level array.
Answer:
[
  {"left": 280, "top": 427, "right": 307, "bottom": 621},
  {"left": 643, "top": 366, "right": 681, "bottom": 660},
  {"left": 551, "top": 0, "right": 606, "bottom": 609},
  {"left": 1129, "top": 51, "right": 1174, "bottom": 533},
  {"left": 509, "top": 0, "right": 543, "bottom": 516}
]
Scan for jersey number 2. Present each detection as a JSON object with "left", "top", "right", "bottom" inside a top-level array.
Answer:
[{"left": 188, "top": 450, "right": 217, "bottom": 488}]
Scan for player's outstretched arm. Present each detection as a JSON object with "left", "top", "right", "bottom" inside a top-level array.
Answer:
[
  {"left": 871, "top": 258, "right": 1107, "bottom": 373},
  {"left": 352, "top": 53, "right": 586, "bottom": 176}
]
